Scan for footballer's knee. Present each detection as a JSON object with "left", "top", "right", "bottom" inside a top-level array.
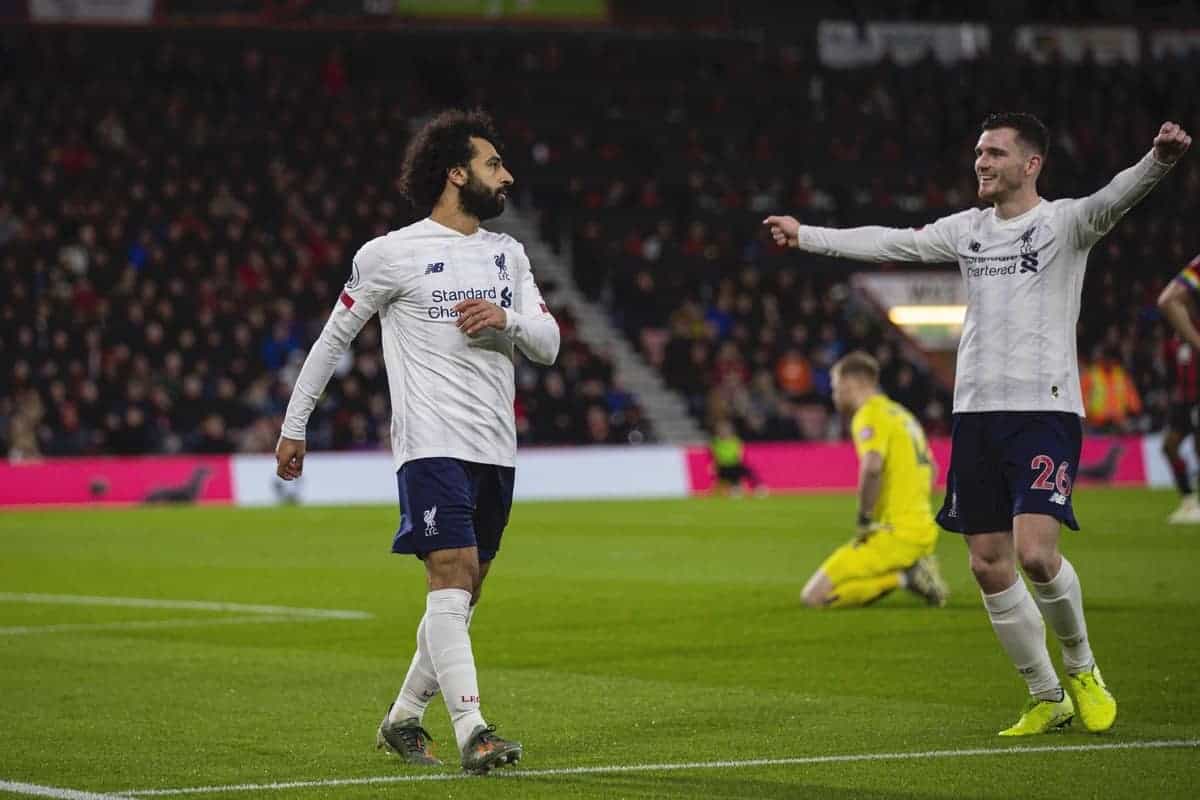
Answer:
[
  {"left": 1016, "top": 544, "right": 1061, "bottom": 583},
  {"left": 801, "top": 586, "right": 826, "bottom": 608},
  {"left": 968, "top": 549, "right": 1015, "bottom": 592},
  {"left": 1012, "top": 519, "right": 1062, "bottom": 582},
  {"left": 801, "top": 572, "right": 832, "bottom": 608}
]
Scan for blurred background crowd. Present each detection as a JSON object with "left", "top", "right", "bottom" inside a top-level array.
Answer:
[{"left": 2, "top": 17, "right": 1197, "bottom": 458}]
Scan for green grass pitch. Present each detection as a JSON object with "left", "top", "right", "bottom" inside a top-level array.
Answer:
[{"left": 1, "top": 487, "right": 1197, "bottom": 798}]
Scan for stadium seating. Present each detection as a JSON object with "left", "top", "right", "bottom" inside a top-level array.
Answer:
[
  {"left": 2, "top": 28, "right": 1197, "bottom": 458},
  {"left": 0, "top": 30, "right": 651, "bottom": 456},
  {"left": 507, "top": 35, "right": 1198, "bottom": 438}
]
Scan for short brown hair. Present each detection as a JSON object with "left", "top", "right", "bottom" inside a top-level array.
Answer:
[
  {"left": 981, "top": 112, "right": 1049, "bottom": 157},
  {"left": 832, "top": 351, "right": 880, "bottom": 384}
]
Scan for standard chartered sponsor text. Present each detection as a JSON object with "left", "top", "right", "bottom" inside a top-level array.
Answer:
[{"left": 428, "top": 286, "right": 498, "bottom": 319}]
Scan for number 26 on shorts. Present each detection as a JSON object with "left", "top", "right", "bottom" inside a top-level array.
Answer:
[{"left": 1030, "top": 454, "right": 1072, "bottom": 496}]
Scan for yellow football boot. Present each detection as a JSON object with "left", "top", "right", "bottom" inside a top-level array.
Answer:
[
  {"left": 998, "top": 693, "right": 1075, "bottom": 736},
  {"left": 1065, "top": 665, "right": 1117, "bottom": 733}
]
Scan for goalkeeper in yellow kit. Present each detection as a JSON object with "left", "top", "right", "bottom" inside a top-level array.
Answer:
[{"left": 801, "top": 351, "right": 949, "bottom": 608}]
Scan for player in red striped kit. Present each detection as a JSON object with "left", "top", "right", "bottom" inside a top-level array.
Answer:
[{"left": 1156, "top": 253, "right": 1200, "bottom": 523}]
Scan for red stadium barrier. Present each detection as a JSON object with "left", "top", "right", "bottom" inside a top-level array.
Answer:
[
  {"left": 686, "top": 435, "right": 1146, "bottom": 494},
  {"left": 0, "top": 455, "right": 233, "bottom": 507}
]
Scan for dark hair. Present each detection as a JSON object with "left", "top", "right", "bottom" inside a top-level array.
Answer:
[
  {"left": 981, "top": 112, "right": 1050, "bottom": 157},
  {"left": 398, "top": 109, "right": 502, "bottom": 215},
  {"left": 832, "top": 351, "right": 880, "bottom": 384}
]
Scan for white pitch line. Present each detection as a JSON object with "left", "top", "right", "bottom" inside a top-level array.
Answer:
[
  {"left": 123, "top": 738, "right": 1200, "bottom": 796},
  {"left": 0, "top": 593, "right": 372, "bottom": 620},
  {"left": 0, "top": 779, "right": 130, "bottom": 799},
  {"left": 0, "top": 615, "right": 300, "bottom": 636}
]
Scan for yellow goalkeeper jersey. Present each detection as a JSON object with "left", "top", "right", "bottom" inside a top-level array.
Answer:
[{"left": 851, "top": 394, "right": 938, "bottom": 546}]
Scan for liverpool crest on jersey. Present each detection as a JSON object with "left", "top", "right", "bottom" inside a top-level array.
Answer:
[
  {"left": 1019, "top": 223, "right": 1038, "bottom": 254},
  {"left": 1018, "top": 223, "right": 1040, "bottom": 272},
  {"left": 494, "top": 253, "right": 510, "bottom": 281}
]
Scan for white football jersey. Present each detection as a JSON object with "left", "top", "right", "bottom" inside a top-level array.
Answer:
[
  {"left": 797, "top": 152, "right": 1174, "bottom": 415},
  {"left": 282, "top": 218, "right": 559, "bottom": 468}
]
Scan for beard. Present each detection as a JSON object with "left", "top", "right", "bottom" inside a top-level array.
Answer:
[
  {"left": 459, "top": 171, "right": 506, "bottom": 221},
  {"left": 978, "top": 170, "right": 1017, "bottom": 200}
]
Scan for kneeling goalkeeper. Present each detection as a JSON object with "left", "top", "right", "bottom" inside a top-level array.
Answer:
[{"left": 801, "top": 352, "right": 949, "bottom": 608}]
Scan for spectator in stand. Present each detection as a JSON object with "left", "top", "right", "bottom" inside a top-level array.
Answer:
[
  {"left": 0, "top": 32, "right": 650, "bottom": 457},
  {"left": 1080, "top": 345, "right": 1144, "bottom": 433},
  {"left": 776, "top": 348, "right": 814, "bottom": 400}
]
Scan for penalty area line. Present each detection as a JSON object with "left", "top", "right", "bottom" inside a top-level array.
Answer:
[{"left": 122, "top": 738, "right": 1200, "bottom": 796}]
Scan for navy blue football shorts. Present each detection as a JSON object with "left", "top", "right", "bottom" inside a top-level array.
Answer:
[
  {"left": 936, "top": 411, "right": 1082, "bottom": 534},
  {"left": 392, "top": 457, "right": 515, "bottom": 562}
]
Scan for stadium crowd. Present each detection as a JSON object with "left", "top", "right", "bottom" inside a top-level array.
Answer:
[
  {"left": 515, "top": 35, "right": 1199, "bottom": 438},
  {"left": 0, "top": 31, "right": 651, "bottom": 458},
  {"left": 2, "top": 29, "right": 1198, "bottom": 459}
]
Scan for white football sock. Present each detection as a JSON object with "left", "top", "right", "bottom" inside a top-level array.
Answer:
[
  {"left": 982, "top": 579, "right": 1061, "bottom": 700},
  {"left": 389, "top": 612, "right": 439, "bottom": 723},
  {"left": 388, "top": 603, "right": 479, "bottom": 724},
  {"left": 425, "top": 588, "right": 486, "bottom": 750},
  {"left": 1031, "top": 557, "right": 1095, "bottom": 674}
]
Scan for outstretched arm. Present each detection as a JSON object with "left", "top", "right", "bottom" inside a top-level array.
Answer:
[
  {"left": 1071, "top": 121, "right": 1190, "bottom": 247},
  {"left": 764, "top": 212, "right": 967, "bottom": 264}
]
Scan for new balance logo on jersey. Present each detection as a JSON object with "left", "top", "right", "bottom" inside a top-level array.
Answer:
[
  {"left": 494, "top": 253, "right": 510, "bottom": 281},
  {"left": 969, "top": 240, "right": 982, "bottom": 252},
  {"left": 1049, "top": 491, "right": 1068, "bottom": 506},
  {"left": 423, "top": 506, "right": 439, "bottom": 536},
  {"left": 424, "top": 262, "right": 445, "bottom": 275}
]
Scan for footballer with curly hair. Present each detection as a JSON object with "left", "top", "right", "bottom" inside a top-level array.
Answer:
[{"left": 277, "top": 109, "right": 559, "bottom": 773}]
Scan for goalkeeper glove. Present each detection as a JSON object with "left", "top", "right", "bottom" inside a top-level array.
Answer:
[{"left": 855, "top": 511, "right": 878, "bottom": 544}]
